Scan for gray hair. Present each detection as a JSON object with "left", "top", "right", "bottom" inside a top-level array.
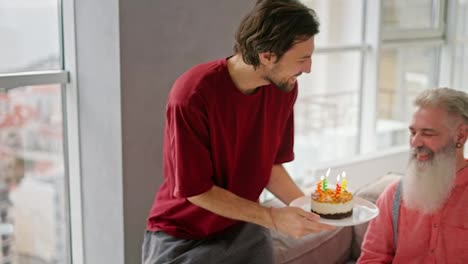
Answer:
[{"left": 414, "top": 87, "right": 468, "bottom": 125}]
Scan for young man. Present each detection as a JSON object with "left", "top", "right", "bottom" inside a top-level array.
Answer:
[
  {"left": 143, "top": 1, "right": 333, "bottom": 263},
  {"left": 358, "top": 88, "right": 468, "bottom": 263}
]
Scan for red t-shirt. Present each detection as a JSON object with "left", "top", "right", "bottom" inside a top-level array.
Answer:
[{"left": 147, "top": 58, "right": 297, "bottom": 239}]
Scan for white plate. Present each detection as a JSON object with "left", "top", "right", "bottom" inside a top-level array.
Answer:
[{"left": 289, "top": 196, "right": 379, "bottom": 227}]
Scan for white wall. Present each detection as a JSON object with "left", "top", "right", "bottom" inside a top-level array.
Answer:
[{"left": 71, "top": 0, "right": 123, "bottom": 263}]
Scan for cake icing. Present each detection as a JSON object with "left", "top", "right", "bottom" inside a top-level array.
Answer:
[{"left": 310, "top": 186, "right": 354, "bottom": 219}]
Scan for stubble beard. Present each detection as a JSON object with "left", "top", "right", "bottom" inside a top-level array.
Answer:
[
  {"left": 265, "top": 75, "right": 295, "bottom": 93},
  {"left": 403, "top": 143, "right": 457, "bottom": 214},
  {"left": 264, "top": 65, "right": 297, "bottom": 93}
]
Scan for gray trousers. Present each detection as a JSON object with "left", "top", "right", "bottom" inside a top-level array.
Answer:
[{"left": 142, "top": 223, "right": 274, "bottom": 264}]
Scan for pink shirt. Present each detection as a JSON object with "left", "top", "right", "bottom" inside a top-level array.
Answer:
[{"left": 358, "top": 166, "right": 468, "bottom": 264}]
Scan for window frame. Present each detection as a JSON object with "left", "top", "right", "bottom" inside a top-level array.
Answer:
[
  {"left": 285, "top": 0, "right": 450, "bottom": 186},
  {"left": 381, "top": 0, "right": 446, "bottom": 41}
]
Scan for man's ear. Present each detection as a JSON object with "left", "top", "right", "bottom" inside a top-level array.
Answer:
[
  {"left": 258, "top": 51, "right": 277, "bottom": 66},
  {"left": 456, "top": 123, "right": 468, "bottom": 144}
]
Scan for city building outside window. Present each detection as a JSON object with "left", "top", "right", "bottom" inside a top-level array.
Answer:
[{"left": 0, "top": 0, "right": 69, "bottom": 263}]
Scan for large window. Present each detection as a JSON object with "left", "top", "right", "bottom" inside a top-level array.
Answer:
[
  {"left": 274, "top": 0, "right": 463, "bottom": 192},
  {"left": 0, "top": 1, "right": 70, "bottom": 263},
  {"left": 283, "top": 0, "right": 365, "bottom": 186}
]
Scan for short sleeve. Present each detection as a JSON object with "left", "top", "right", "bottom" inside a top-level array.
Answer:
[{"left": 165, "top": 97, "right": 214, "bottom": 198}]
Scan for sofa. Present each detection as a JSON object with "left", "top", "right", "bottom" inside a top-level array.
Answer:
[{"left": 266, "top": 173, "right": 402, "bottom": 264}]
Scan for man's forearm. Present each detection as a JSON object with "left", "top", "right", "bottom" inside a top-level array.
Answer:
[
  {"left": 188, "top": 182, "right": 335, "bottom": 238},
  {"left": 266, "top": 164, "right": 304, "bottom": 205},
  {"left": 187, "top": 185, "right": 275, "bottom": 229}
]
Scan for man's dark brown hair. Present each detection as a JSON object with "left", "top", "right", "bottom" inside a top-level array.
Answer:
[{"left": 234, "top": 0, "right": 320, "bottom": 68}]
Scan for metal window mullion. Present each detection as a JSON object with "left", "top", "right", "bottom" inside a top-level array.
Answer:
[
  {"left": 359, "top": 0, "right": 382, "bottom": 154},
  {"left": 0, "top": 70, "right": 68, "bottom": 91},
  {"left": 58, "top": 0, "right": 66, "bottom": 70},
  {"left": 381, "top": 37, "right": 445, "bottom": 48},
  {"left": 434, "top": 0, "right": 446, "bottom": 32},
  {"left": 382, "top": 29, "right": 445, "bottom": 41},
  {"left": 396, "top": 49, "right": 407, "bottom": 121},
  {"left": 55, "top": 2, "right": 75, "bottom": 264},
  {"left": 433, "top": 47, "right": 442, "bottom": 87},
  {"left": 61, "top": 0, "right": 84, "bottom": 263},
  {"left": 315, "top": 44, "right": 370, "bottom": 54},
  {"left": 356, "top": 0, "right": 368, "bottom": 155},
  {"left": 439, "top": 0, "right": 457, "bottom": 88}
]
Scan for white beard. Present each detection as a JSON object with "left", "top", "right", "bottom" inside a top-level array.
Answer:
[{"left": 403, "top": 144, "right": 457, "bottom": 214}]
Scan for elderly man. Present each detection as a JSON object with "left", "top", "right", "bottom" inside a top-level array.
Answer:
[{"left": 358, "top": 87, "right": 468, "bottom": 263}]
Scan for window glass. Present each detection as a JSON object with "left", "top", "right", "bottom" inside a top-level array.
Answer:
[
  {"left": 0, "top": 84, "right": 67, "bottom": 263},
  {"left": 287, "top": 51, "right": 362, "bottom": 185},
  {"left": 0, "top": 0, "right": 61, "bottom": 74},
  {"left": 300, "top": 0, "right": 364, "bottom": 46},
  {"left": 382, "top": 0, "right": 440, "bottom": 30},
  {"left": 377, "top": 46, "right": 440, "bottom": 150}
]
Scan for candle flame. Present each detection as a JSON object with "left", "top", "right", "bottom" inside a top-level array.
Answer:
[
  {"left": 342, "top": 171, "right": 346, "bottom": 178},
  {"left": 326, "top": 168, "right": 331, "bottom": 177}
]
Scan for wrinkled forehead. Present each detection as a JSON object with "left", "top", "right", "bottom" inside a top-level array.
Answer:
[
  {"left": 411, "top": 107, "right": 448, "bottom": 128},
  {"left": 410, "top": 107, "right": 462, "bottom": 134}
]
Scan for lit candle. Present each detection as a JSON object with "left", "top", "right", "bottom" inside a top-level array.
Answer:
[
  {"left": 334, "top": 184, "right": 341, "bottom": 199},
  {"left": 341, "top": 171, "right": 347, "bottom": 191},
  {"left": 323, "top": 168, "right": 330, "bottom": 191},
  {"left": 335, "top": 175, "right": 341, "bottom": 198},
  {"left": 323, "top": 175, "right": 328, "bottom": 191},
  {"left": 316, "top": 176, "right": 323, "bottom": 193}
]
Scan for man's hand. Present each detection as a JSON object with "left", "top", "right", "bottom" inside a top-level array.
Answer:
[{"left": 269, "top": 206, "right": 335, "bottom": 238}]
